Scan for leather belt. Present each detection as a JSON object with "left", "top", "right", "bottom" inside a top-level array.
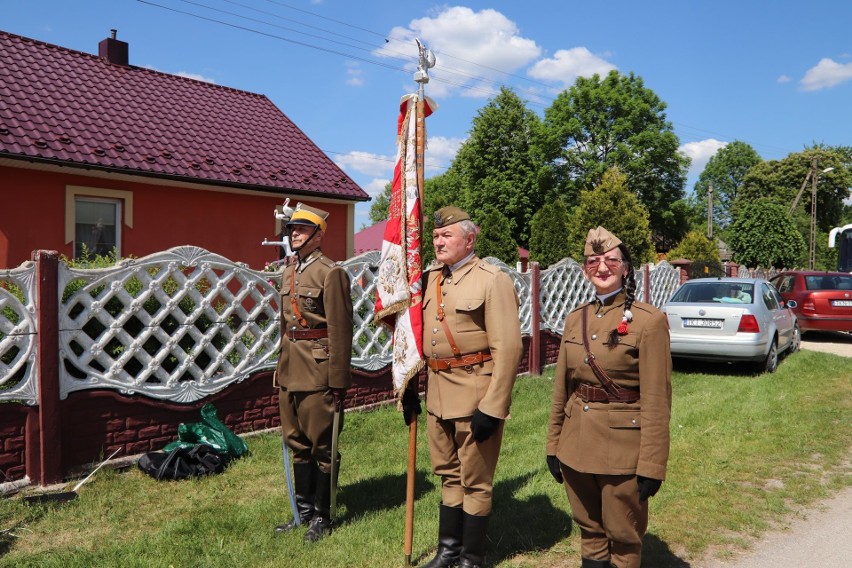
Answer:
[
  {"left": 426, "top": 351, "right": 492, "bottom": 373},
  {"left": 286, "top": 328, "right": 328, "bottom": 341},
  {"left": 575, "top": 382, "right": 640, "bottom": 403}
]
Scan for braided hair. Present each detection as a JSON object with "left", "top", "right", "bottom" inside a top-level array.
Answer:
[{"left": 606, "top": 243, "right": 636, "bottom": 348}]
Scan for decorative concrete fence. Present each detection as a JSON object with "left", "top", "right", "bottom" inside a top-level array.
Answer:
[{"left": 0, "top": 246, "right": 681, "bottom": 488}]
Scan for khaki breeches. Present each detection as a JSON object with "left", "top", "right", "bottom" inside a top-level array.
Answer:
[
  {"left": 279, "top": 389, "right": 342, "bottom": 473},
  {"left": 426, "top": 412, "right": 504, "bottom": 516}
]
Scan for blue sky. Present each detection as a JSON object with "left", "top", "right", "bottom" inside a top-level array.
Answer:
[{"left": 6, "top": 0, "right": 852, "bottom": 230}]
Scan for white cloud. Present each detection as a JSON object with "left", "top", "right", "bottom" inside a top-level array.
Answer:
[
  {"left": 679, "top": 139, "right": 727, "bottom": 177},
  {"left": 334, "top": 151, "right": 394, "bottom": 178},
  {"left": 373, "top": 6, "right": 541, "bottom": 99},
  {"left": 425, "top": 135, "right": 464, "bottom": 174},
  {"left": 799, "top": 58, "right": 852, "bottom": 91},
  {"left": 528, "top": 47, "right": 616, "bottom": 88},
  {"left": 345, "top": 62, "right": 364, "bottom": 87},
  {"left": 175, "top": 71, "right": 216, "bottom": 84},
  {"left": 363, "top": 178, "right": 391, "bottom": 198},
  {"left": 777, "top": 74, "right": 791, "bottom": 83}
]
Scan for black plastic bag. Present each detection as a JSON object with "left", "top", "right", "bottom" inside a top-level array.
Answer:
[{"left": 137, "top": 443, "right": 229, "bottom": 481}]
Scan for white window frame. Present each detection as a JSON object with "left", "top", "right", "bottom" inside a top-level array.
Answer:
[{"left": 65, "top": 185, "right": 134, "bottom": 259}]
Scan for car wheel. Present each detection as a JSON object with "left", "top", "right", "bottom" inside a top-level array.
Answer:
[
  {"left": 788, "top": 324, "right": 801, "bottom": 354},
  {"left": 760, "top": 336, "right": 779, "bottom": 373}
]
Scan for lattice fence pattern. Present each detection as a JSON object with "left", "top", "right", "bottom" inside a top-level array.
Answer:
[
  {"left": 1, "top": 247, "right": 689, "bottom": 405},
  {"left": 0, "top": 261, "right": 38, "bottom": 404},
  {"left": 58, "top": 247, "right": 282, "bottom": 403}
]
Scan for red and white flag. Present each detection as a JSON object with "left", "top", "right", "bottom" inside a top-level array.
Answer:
[{"left": 374, "top": 94, "right": 436, "bottom": 398}]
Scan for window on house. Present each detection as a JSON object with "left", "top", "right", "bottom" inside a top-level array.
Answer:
[{"left": 74, "top": 198, "right": 121, "bottom": 259}]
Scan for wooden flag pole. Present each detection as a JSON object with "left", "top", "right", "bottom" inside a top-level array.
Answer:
[{"left": 404, "top": 39, "right": 434, "bottom": 568}]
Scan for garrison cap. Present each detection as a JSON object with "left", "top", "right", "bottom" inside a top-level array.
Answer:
[
  {"left": 287, "top": 203, "right": 329, "bottom": 232},
  {"left": 584, "top": 226, "right": 622, "bottom": 256},
  {"left": 433, "top": 206, "right": 470, "bottom": 228}
]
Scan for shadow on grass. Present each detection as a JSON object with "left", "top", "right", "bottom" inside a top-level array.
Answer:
[
  {"left": 673, "top": 358, "right": 757, "bottom": 377},
  {"left": 643, "top": 533, "right": 693, "bottom": 567},
  {"left": 337, "top": 469, "right": 435, "bottom": 523},
  {"left": 487, "top": 472, "right": 573, "bottom": 565}
]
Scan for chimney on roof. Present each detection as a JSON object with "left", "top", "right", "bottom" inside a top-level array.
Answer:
[{"left": 98, "top": 29, "right": 128, "bottom": 66}]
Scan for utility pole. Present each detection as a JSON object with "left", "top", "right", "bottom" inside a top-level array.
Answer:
[
  {"left": 707, "top": 182, "right": 714, "bottom": 239},
  {"left": 809, "top": 158, "right": 817, "bottom": 269}
]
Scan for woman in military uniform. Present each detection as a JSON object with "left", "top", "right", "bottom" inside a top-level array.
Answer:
[
  {"left": 273, "top": 203, "right": 353, "bottom": 543},
  {"left": 545, "top": 227, "right": 672, "bottom": 568}
]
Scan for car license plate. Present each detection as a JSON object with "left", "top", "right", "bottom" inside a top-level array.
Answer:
[
  {"left": 832, "top": 300, "right": 852, "bottom": 307},
  {"left": 683, "top": 318, "right": 723, "bottom": 328}
]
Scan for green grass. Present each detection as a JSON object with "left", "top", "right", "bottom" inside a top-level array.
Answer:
[{"left": 1, "top": 349, "right": 850, "bottom": 567}]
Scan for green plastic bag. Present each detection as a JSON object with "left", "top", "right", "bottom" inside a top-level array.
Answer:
[{"left": 163, "top": 403, "right": 249, "bottom": 459}]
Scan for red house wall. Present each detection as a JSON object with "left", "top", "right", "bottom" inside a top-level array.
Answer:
[{"left": 0, "top": 166, "right": 352, "bottom": 269}]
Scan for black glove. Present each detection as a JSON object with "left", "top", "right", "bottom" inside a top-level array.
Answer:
[
  {"left": 637, "top": 476, "right": 662, "bottom": 501},
  {"left": 470, "top": 409, "right": 500, "bottom": 442},
  {"left": 546, "top": 455, "right": 564, "bottom": 484},
  {"left": 401, "top": 387, "right": 421, "bottom": 426}
]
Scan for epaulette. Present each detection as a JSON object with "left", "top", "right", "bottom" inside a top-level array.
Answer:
[{"left": 476, "top": 260, "right": 499, "bottom": 275}]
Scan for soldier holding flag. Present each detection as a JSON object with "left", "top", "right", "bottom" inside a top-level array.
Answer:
[
  {"left": 273, "top": 203, "right": 353, "bottom": 543},
  {"left": 412, "top": 206, "right": 523, "bottom": 568}
]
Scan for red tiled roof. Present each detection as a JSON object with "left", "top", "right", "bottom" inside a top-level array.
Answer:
[
  {"left": 354, "top": 219, "right": 387, "bottom": 255},
  {"left": 0, "top": 31, "right": 368, "bottom": 201}
]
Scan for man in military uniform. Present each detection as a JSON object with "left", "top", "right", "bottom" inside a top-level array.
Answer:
[
  {"left": 273, "top": 203, "right": 353, "bottom": 542},
  {"left": 546, "top": 227, "right": 671, "bottom": 568},
  {"left": 413, "top": 206, "right": 522, "bottom": 568}
]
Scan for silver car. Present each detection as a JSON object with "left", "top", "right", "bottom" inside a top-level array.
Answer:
[{"left": 661, "top": 277, "right": 800, "bottom": 373}]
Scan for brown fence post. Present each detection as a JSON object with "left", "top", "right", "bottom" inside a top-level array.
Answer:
[
  {"left": 528, "top": 262, "right": 541, "bottom": 376},
  {"left": 644, "top": 264, "right": 651, "bottom": 304},
  {"left": 32, "top": 249, "right": 63, "bottom": 485}
]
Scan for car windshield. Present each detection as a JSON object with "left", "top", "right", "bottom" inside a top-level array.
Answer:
[
  {"left": 669, "top": 282, "right": 755, "bottom": 304},
  {"left": 804, "top": 275, "right": 852, "bottom": 291}
]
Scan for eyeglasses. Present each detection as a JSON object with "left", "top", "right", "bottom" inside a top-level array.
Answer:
[{"left": 585, "top": 257, "right": 624, "bottom": 270}]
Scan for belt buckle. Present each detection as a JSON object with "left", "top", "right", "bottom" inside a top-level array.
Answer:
[{"left": 287, "top": 328, "right": 297, "bottom": 342}]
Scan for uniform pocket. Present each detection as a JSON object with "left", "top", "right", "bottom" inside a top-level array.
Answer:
[
  {"left": 299, "top": 286, "right": 323, "bottom": 313},
  {"left": 608, "top": 409, "right": 640, "bottom": 469},
  {"left": 456, "top": 298, "right": 485, "bottom": 333},
  {"left": 311, "top": 340, "right": 329, "bottom": 361}
]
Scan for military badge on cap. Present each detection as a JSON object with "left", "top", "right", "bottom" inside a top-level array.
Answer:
[
  {"left": 433, "top": 206, "right": 470, "bottom": 228},
  {"left": 287, "top": 203, "right": 329, "bottom": 232},
  {"left": 584, "top": 226, "right": 622, "bottom": 256}
]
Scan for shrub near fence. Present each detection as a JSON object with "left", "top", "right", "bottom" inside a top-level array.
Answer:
[{"left": 0, "top": 246, "right": 681, "bottom": 488}]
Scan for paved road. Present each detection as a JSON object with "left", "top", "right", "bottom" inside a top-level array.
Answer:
[
  {"left": 697, "top": 486, "right": 852, "bottom": 568},
  {"left": 697, "top": 330, "right": 851, "bottom": 568}
]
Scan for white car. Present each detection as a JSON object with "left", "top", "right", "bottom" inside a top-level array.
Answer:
[{"left": 661, "top": 278, "right": 800, "bottom": 373}]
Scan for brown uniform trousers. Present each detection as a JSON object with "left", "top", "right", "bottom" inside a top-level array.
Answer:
[
  {"left": 276, "top": 249, "right": 353, "bottom": 474},
  {"left": 546, "top": 292, "right": 672, "bottom": 568},
  {"left": 422, "top": 256, "right": 522, "bottom": 516}
]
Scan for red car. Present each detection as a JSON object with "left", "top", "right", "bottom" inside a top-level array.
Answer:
[{"left": 770, "top": 271, "right": 852, "bottom": 333}]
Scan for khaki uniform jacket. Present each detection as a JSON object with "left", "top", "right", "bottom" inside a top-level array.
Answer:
[
  {"left": 422, "top": 256, "right": 522, "bottom": 420},
  {"left": 275, "top": 249, "right": 353, "bottom": 392},
  {"left": 546, "top": 292, "right": 672, "bottom": 480}
]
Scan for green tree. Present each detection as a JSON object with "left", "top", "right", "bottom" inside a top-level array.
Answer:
[
  {"left": 540, "top": 70, "right": 689, "bottom": 248},
  {"left": 449, "top": 87, "right": 548, "bottom": 247},
  {"left": 567, "top": 167, "right": 656, "bottom": 264},
  {"left": 475, "top": 205, "right": 519, "bottom": 265},
  {"left": 421, "top": 172, "right": 463, "bottom": 266},
  {"left": 693, "top": 141, "right": 762, "bottom": 230},
  {"left": 667, "top": 231, "right": 720, "bottom": 263},
  {"left": 727, "top": 199, "right": 805, "bottom": 268},
  {"left": 367, "top": 182, "right": 392, "bottom": 226},
  {"left": 529, "top": 199, "right": 572, "bottom": 268},
  {"left": 737, "top": 147, "right": 850, "bottom": 232}
]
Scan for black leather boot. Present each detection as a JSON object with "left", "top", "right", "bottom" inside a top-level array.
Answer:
[
  {"left": 304, "top": 469, "right": 334, "bottom": 542},
  {"left": 275, "top": 461, "right": 316, "bottom": 533},
  {"left": 422, "top": 504, "right": 463, "bottom": 568},
  {"left": 458, "top": 512, "right": 489, "bottom": 568},
  {"left": 581, "top": 558, "right": 614, "bottom": 568}
]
